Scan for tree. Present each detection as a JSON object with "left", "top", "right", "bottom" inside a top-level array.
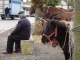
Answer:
[
  {"left": 73, "top": 0, "right": 80, "bottom": 60},
  {"left": 30, "top": 0, "right": 44, "bottom": 35},
  {"left": 46, "top": 0, "right": 61, "bottom": 7}
]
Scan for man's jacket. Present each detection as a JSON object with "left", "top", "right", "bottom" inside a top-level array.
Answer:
[{"left": 10, "top": 17, "right": 31, "bottom": 40}]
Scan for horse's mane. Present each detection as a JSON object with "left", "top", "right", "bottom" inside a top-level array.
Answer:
[{"left": 46, "top": 19, "right": 67, "bottom": 29}]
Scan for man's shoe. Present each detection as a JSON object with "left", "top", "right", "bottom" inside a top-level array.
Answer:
[
  {"left": 3, "top": 51, "right": 12, "bottom": 54},
  {"left": 13, "top": 49, "right": 21, "bottom": 53},
  {"left": 13, "top": 51, "right": 20, "bottom": 53}
]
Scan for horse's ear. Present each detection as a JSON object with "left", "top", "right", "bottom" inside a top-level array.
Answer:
[{"left": 50, "top": 20, "right": 54, "bottom": 24}]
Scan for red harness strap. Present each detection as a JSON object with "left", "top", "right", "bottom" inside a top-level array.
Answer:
[{"left": 43, "top": 25, "right": 57, "bottom": 45}]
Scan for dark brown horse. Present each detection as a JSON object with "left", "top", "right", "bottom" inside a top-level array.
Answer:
[{"left": 41, "top": 19, "right": 70, "bottom": 60}]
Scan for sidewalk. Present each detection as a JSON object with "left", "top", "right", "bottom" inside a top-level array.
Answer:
[
  {"left": 0, "top": 20, "right": 18, "bottom": 33},
  {"left": 0, "top": 17, "right": 35, "bottom": 34}
]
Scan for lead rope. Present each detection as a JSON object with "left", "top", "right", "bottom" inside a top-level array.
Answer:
[{"left": 62, "top": 28, "right": 68, "bottom": 49}]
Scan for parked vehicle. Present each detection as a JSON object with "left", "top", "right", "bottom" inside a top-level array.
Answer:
[
  {"left": 0, "top": 0, "right": 22, "bottom": 20},
  {"left": 22, "top": 4, "right": 35, "bottom": 17}
]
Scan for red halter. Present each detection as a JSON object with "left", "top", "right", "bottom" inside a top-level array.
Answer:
[{"left": 43, "top": 25, "right": 57, "bottom": 45}]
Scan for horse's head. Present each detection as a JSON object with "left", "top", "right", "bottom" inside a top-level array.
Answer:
[
  {"left": 29, "top": 5, "right": 35, "bottom": 15},
  {"left": 41, "top": 20, "right": 58, "bottom": 44},
  {"left": 41, "top": 19, "right": 68, "bottom": 44}
]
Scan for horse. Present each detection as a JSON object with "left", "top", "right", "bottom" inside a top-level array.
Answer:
[
  {"left": 41, "top": 6, "right": 74, "bottom": 21},
  {"left": 29, "top": 6, "right": 74, "bottom": 20},
  {"left": 41, "top": 19, "right": 70, "bottom": 60}
]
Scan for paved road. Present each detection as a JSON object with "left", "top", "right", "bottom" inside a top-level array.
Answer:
[
  {"left": 0, "top": 17, "right": 35, "bottom": 34},
  {"left": 0, "top": 19, "right": 18, "bottom": 33}
]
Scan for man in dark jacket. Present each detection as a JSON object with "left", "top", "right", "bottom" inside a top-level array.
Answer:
[
  {"left": 5, "top": 7, "right": 10, "bottom": 19},
  {"left": 3, "top": 11, "right": 31, "bottom": 54}
]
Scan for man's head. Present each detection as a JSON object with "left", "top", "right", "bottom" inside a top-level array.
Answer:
[
  {"left": 18, "top": 11, "right": 26, "bottom": 18},
  {"left": 6, "top": 7, "right": 8, "bottom": 8}
]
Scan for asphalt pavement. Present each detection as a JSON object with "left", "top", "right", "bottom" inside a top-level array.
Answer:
[
  {"left": 0, "top": 17, "right": 35, "bottom": 34},
  {"left": 0, "top": 19, "right": 18, "bottom": 33}
]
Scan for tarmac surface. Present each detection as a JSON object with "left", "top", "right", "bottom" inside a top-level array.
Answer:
[
  {"left": 0, "top": 17, "right": 35, "bottom": 34},
  {"left": 0, "top": 19, "right": 18, "bottom": 33}
]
